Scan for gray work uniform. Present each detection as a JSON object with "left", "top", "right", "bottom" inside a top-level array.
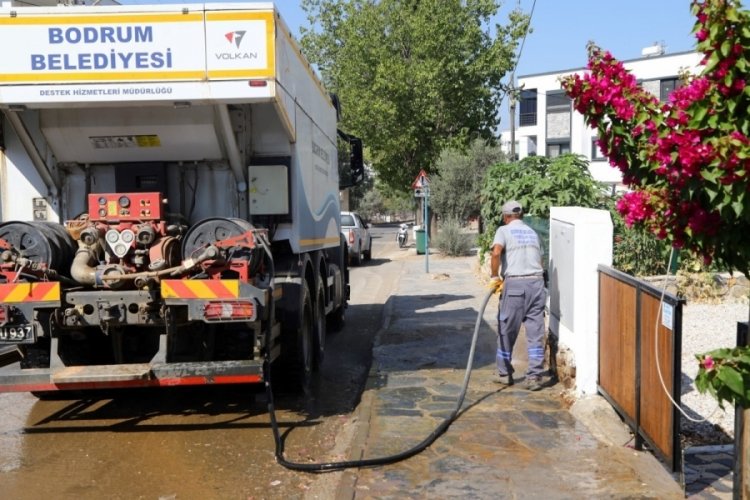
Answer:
[{"left": 492, "top": 219, "right": 546, "bottom": 378}]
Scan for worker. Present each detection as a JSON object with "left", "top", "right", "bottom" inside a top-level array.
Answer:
[{"left": 489, "top": 200, "right": 548, "bottom": 391}]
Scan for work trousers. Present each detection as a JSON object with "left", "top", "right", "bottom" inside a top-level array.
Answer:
[{"left": 496, "top": 277, "right": 546, "bottom": 378}]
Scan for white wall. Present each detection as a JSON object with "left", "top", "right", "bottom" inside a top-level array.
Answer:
[{"left": 548, "top": 207, "right": 613, "bottom": 395}]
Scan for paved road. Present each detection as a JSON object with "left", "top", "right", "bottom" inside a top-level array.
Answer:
[{"left": 0, "top": 226, "right": 406, "bottom": 499}]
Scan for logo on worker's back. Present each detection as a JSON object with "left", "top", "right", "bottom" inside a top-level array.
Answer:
[
  {"left": 225, "top": 31, "right": 246, "bottom": 48},
  {"left": 216, "top": 30, "right": 258, "bottom": 61}
]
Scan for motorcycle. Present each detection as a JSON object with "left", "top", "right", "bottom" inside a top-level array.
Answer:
[{"left": 397, "top": 223, "right": 409, "bottom": 248}]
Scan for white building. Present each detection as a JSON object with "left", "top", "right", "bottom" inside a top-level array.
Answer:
[{"left": 504, "top": 48, "right": 702, "bottom": 189}]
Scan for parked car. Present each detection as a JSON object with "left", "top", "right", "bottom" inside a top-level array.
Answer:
[{"left": 341, "top": 211, "right": 372, "bottom": 265}]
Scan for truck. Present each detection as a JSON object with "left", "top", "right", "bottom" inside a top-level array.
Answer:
[{"left": 0, "top": 1, "right": 363, "bottom": 396}]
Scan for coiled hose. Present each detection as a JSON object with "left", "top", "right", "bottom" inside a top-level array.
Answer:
[{"left": 266, "top": 287, "right": 496, "bottom": 472}]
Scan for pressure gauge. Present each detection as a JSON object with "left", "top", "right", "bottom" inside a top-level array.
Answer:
[
  {"left": 105, "top": 229, "right": 120, "bottom": 244},
  {"left": 120, "top": 229, "right": 135, "bottom": 244},
  {"left": 113, "top": 243, "right": 129, "bottom": 258},
  {"left": 118, "top": 196, "right": 131, "bottom": 208},
  {"left": 98, "top": 196, "right": 107, "bottom": 206}
]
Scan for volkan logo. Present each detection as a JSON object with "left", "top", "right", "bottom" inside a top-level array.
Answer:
[
  {"left": 225, "top": 31, "right": 246, "bottom": 48},
  {"left": 216, "top": 29, "right": 259, "bottom": 62}
]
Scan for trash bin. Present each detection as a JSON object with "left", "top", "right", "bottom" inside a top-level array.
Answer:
[{"left": 415, "top": 229, "right": 426, "bottom": 254}]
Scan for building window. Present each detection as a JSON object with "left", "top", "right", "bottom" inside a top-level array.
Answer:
[
  {"left": 660, "top": 78, "right": 682, "bottom": 101},
  {"left": 546, "top": 91, "right": 571, "bottom": 111},
  {"left": 519, "top": 89, "right": 537, "bottom": 126},
  {"left": 546, "top": 142, "right": 570, "bottom": 158},
  {"left": 591, "top": 138, "right": 606, "bottom": 161},
  {"left": 528, "top": 135, "right": 537, "bottom": 156}
]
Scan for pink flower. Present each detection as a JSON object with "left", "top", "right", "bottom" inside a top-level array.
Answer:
[
  {"left": 616, "top": 191, "right": 654, "bottom": 226},
  {"left": 701, "top": 355, "right": 715, "bottom": 372}
]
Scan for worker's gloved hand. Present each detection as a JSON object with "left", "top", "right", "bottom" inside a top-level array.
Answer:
[{"left": 489, "top": 277, "right": 504, "bottom": 295}]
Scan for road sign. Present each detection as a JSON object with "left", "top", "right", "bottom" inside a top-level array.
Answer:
[{"left": 411, "top": 169, "right": 430, "bottom": 190}]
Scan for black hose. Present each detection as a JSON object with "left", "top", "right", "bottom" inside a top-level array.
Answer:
[{"left": 265, "top": 287, "right": 496, "bottom": 472}]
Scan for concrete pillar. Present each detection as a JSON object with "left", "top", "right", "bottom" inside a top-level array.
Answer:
[{"left": 548, "top": 207, "right": 613, "bottom": 395}]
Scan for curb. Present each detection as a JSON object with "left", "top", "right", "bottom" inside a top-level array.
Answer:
[{"left": 334, "top": 274, "right": 397, "bottom": 500}]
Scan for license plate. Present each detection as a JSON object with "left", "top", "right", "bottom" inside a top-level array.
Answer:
[{"left": 0, "top": 324, "right": 35, "bottom": 343}]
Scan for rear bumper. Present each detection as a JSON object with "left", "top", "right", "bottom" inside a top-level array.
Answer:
[{"left": 0, "top": 359, "right": 264, "bottom": 393}]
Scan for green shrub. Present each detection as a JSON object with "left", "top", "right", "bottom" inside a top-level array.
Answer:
[
  {"left": 434, "top": 219, "right": 474, "bottom": 256},
  {"left": 479, "top": 154, "right": 606, "bottom": 258},
  {"left": 612, "top": 223, "right": 671, "bottom": 276}
]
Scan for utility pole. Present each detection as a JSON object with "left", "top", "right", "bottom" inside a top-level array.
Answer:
[{"left": 509, "top": 86, "right": 516, "bottom": 160}]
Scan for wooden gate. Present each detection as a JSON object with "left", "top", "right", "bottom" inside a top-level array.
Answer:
[
  {"left": 736, "top": 321, "right": 749, "bottom": 499},
  {"left": 598, "top": 265, "right": 684, "bottom": 472}
]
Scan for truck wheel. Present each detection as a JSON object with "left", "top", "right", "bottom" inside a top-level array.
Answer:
[
  {"left": 353, "top": 246, "right": 363, "bottom": 266},
  {"left": 313, "top": 279, "right": 326, "bottom": 370},
  {"left": 278, "top": 281, "right": 314, "bottom": 394},
  {"left": 364, "top": 240, "right": 372, "bottom": 261}
]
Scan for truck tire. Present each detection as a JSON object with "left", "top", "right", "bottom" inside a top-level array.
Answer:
[
  {"left": 313, "top": 279, "right": 326, "bottom": 370},
  {"left": 364, "top": 240, "right": 372, "bottom": 261},
  {"left": 353, "top": 245, "right": 363, "bottom": 266},
  {"left": 277, "top": 281, "right": 314, "bottom": 394}
]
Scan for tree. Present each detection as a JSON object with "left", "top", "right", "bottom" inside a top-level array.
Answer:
[
  {"left": 478, "top": 154, "right": 606, "bottom": 252},
  {"left": 430, "top": 139, "right": 505, "bottom": 223},
  {"left": 300, "top": 0, "right": 530, "bottom": 192},
  {"left": 561, "top": 0, "right": 750, "bottom": 408},
  {"left": 356, "top": 188, "right": 385, "bottom": 221}
]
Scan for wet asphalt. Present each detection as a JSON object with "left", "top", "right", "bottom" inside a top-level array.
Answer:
[{"left": 336, "top": 251, "right": 685, "bottom": 499}]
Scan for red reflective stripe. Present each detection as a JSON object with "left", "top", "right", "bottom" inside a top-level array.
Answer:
[
  {"left": 32, "top": 282, "right": 58, "bottom": 301},
  {"left": 164, "top": 280, "right": 196, "bottom": 298}
]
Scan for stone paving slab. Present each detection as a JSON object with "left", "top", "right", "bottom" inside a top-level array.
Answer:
[
  {"left": 684, "top": 444, "right": 734, "bottom": 499},
  {"left": 342, "top": 254, "right": 686, "bottom": 499}
]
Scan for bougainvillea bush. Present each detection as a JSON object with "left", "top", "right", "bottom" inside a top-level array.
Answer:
[
  {"left": 562, "top": 0, "right": 750, "bottom": 408},
  {"left": 562, "top": 0, "right": 749, "bottom": 275}
]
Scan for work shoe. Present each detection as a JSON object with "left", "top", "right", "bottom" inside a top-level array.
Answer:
[
  {"left": 523, "top": 376, "right": 544, "bottom": 391},
  {"left": 494, "top": 374, "right": 514, "bottom": 386}
]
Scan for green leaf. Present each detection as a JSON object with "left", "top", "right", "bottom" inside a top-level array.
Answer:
[
  {"left": 725, "top": 71, "right": 734, "bottom": 88},
  {"left": 717, "top": 366, "right": 745, "bottom": 397},
  {"left": 720, "top": 39, "right": 732, "bottom": 58},
  {"left": 693, "top": 105, "right": 709, "bottom": 124},
  {"left": 704, "top": 51, "right": 721, "bottom": 74},
  {"left": 732, "top": 198, "right": 745, "bottom": 217}
]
